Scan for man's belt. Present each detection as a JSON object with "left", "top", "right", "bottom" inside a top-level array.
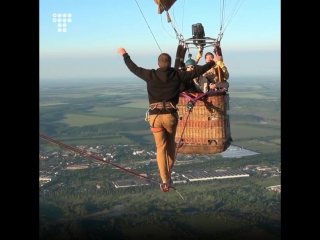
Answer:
[{"left": 149, "top": 102, "right": 176, "bottom": 109}]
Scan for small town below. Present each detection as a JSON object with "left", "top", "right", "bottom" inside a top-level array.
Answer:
[{"left": 39, "top": 144, "right": 281, "bottom": 193}]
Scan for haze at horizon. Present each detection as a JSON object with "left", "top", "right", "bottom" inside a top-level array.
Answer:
[{"left": 40, "top": 0, "right": 280, "bottom": 80}]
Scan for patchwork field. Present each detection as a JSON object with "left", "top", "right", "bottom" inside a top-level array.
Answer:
[
  {"left": 58, "top": 114, "right": 119, "bottom": 126},
  {"left": 40, "top": 77, "right": 280, "bottom": 153}
]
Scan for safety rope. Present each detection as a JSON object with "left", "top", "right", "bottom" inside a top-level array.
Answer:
[
  {"left": 39, "top": 133, "right": 184, "bottom": 200},
  {"left": 174, "top": 108, "right": 191, "bottom": 155},
  {"left": 173, "top": 89, "right": 226, "bottom": 158},
  {"left": 171, "top": 91, "right": 211, "bottom": 174},
  {"left": 166, "top": 91, "right": 209, "bottom": 192}
]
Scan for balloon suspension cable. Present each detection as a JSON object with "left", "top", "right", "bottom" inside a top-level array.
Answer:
[
  {"left": 216, "top": 28, "right": 223, "bottom": 44},
  {"left": 171, "top": 22, "right": 184, "bottom": 42},
  {"left": 217, "top": 0, "right": 245, "bottom": 44},
  {"left": 135, "top": 0, "right": 162, "bottom": 53}
]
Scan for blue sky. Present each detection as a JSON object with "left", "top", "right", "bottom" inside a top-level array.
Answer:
[{"left": 40, "top": 0, "right": 280, "bottom": 80}]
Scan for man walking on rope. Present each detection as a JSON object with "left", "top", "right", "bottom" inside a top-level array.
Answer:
[{"left": 118, "top": 47, "right": 216, "bottom": 192}]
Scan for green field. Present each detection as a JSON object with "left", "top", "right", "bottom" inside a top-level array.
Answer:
[
  {"left": 58, "top": 113, "right": 119, "bottom": 126},
  {"left": 40, "top": 79, "right": 280, "bottom": 153},
  {"left": 230, "top": 123, "right": 279, "bottom": 139}
]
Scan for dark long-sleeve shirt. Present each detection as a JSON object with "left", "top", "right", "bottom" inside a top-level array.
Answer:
[{"left": 122, "top": 53, "right": 216, "bottom": 106}]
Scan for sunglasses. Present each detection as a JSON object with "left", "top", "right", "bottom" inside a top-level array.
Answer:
[{"left": 186, "top": 66, "right": 194, "bottom": 69}]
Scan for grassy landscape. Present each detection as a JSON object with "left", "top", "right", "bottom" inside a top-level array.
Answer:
[
  {"left": 40, "top": 78, "right": 280, "bottom": 151},
  {"left": 39, "top": 77, "right": 281, "bottom": 239}
]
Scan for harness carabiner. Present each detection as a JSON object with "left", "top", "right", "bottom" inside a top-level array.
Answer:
[
  {"left": 187, "top": 101, "right": 194, "bottom": 112},
  {"left": 145, "top": 110, "right": 150, "bottom": 122}
]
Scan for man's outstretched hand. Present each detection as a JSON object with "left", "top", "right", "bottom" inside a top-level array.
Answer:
[{"left": 118, "top": 47, "right": 127, "bottom": 55}]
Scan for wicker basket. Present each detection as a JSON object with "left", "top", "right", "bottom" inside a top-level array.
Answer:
[{"left": 175, "top": 91, "right": 232, "bottom": 154}]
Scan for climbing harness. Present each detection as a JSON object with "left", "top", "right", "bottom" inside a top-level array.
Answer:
[{"left": 145, "top": 101, "right": 177, "bottom": 131}]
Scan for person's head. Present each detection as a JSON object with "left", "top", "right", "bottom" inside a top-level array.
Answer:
[
  {"left": 185, "top": 58, "right": 196, "bottom": 71},
  {"left": 205, "top": 52, "right": 214, "bottom": 63},
  {"left": 158, "top": 53, "right": 171, "bottom": 68}
]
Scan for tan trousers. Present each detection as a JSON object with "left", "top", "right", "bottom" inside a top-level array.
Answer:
[{"left": 149, "top": 112, "right": 178, "bottom": 183}]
